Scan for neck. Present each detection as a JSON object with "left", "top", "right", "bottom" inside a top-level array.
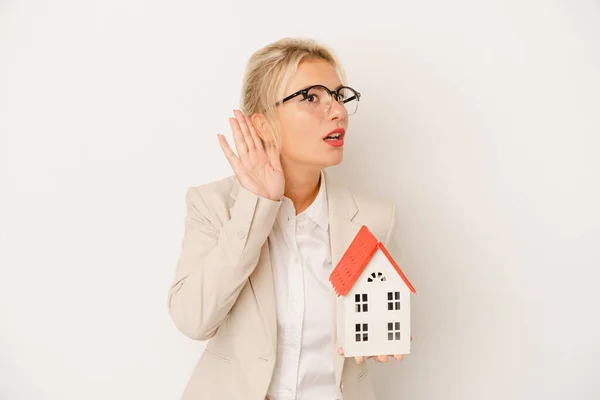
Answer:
[{"left": 282, "top": 164, "right": 322, "bottom": 215}]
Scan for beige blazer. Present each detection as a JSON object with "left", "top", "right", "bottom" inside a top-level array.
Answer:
[{"left": 168, "top": 169, "right": 402, "bottom": 400}]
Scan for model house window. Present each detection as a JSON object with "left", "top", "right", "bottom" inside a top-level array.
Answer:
[
  {"left": 387, "top": 322, "right": 401, "bottom": 341},
  {"left": 387, "top": 291, "right": 400, "bottom": 310},
  {"left": 367, "top": 271, "right": 387, "bottom": 282},
  {"left": 355, "top": 323, "right": 369, "bottom": 342},
  {"left": 355, "top": 293, "right": 368, "bottom": 312}
]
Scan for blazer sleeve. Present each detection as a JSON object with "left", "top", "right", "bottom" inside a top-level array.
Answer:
[{"left": 168, "top": 184, "right": 282, "bottom": 341}]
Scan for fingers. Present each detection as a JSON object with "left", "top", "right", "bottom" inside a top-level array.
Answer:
[
  {"left": 261, "top": 123, "right": 281, "bottom": 170},
  {"left": 235, "top": 110, "right": 281, "bottom": 170},
  {"left": 217, "top": 134, "right": 241, "bottom": 171},
  {"left": 228, "top": 118, "right": 247, "bottom": 157},
  {"left": 337, "top": 347, "right": 404, "bottom": 364},
  {"left": 367, "top": 355, "right": 388, "bottom": 363},
  {"left": 232, "top": 110, "right": 255, "bottom": 152},
  {"left": 265, "top": 139, "right": 282, "bottom": 170},
  {"left": 244, "top": 114, "right": 265, "bottom": 152},
  {"left": 228, "top": 110, "right": 255, "bottom": 162},
  {"left": 366, "top": 354, "right": 404, "bottom": 363}
]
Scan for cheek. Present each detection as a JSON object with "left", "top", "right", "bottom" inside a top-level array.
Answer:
[
  {"left": 281, "top": 127, "right": 314, "bottom": 155},
  {"left": 280, "top": 111, "right": 321, "bottom": 150}
]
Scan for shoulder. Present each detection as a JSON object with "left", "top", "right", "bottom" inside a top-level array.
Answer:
[
  {"left": 352, "top": 187, "right": 398, "bottom": 247},
  {"left": 183, "top": 175, "right": 238, "bottom": 222},
  {"left": 331, "top": 173, "right": 395, "bottom": 218},
  {"left": 325, "top": 170, "right": 396, "bottom": 222},
  {"left": 351, "top": 188, "right": 396, "bottom": 217},
  {"left": 352, "top": 187, "right": 396, "bottom": 233},
  {"left": 186, "top": 175, "right": 236, "bottom": 203}
]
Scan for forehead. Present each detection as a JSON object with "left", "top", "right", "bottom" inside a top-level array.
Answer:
[{"left": 284, "top": 58, "right": 342, "bottom": 95}]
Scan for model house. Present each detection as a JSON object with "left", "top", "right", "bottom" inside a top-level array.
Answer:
[{"left": 329, "top": 225, "right": 416, "bottom": 357}]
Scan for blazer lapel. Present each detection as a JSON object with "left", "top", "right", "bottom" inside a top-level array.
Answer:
[
  {"left": 323, "top": 170, "right": 363, "bottom": 388},
  {"left": 228, "top": 179, "right": 277, "bottom": 354}
]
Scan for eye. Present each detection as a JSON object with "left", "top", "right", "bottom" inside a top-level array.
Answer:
[
  {"left": 303, "top": 87, "right": 326, "bottom": 103},
  {"left": 305, "top": 93, "right": 319, "bottom": 103}
]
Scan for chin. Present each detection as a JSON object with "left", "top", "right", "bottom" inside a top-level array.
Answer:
[{"left": 324, "top": 153, "right": 344, "bottom": 167}]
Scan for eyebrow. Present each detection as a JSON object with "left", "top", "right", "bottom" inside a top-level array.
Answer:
[{"left": 297, "top": 83, "right": 344, "bottom": 92}]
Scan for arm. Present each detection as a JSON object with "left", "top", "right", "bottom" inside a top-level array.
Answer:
[{"left": 167, "top": 184, "right": 281, "bottom": 341}]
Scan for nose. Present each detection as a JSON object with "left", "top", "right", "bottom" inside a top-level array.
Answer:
[{"left": 328, "top": 96, "right": 347, "bottom": 121}]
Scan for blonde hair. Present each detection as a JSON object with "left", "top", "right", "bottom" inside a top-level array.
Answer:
[{"left": 240, "top": 37, "right": 346, "bottom": 145}]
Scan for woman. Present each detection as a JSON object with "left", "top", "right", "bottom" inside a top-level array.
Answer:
[{"left": 168, "top": 38, "right": 405, "bottom": 400}]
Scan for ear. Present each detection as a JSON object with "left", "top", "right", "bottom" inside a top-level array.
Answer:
[
  {"left": 251, "top": 112, "right": 281, "bottom": 152},
  {"left": 251, "top": 113, "right": 278, "bottom": 144},
  {"left": 250, "top": 113, "right": 267, "bottom": 140}
]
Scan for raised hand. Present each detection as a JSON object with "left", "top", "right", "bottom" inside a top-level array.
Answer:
[{"left": 217, "top": 110, "right": 285, "bottom": 202}]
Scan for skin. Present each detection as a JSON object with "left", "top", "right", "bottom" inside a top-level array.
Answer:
[{"left": 218, "top": 58, "right": 407, "bottom": 364}]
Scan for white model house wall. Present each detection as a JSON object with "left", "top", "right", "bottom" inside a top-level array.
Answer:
[{"left": 338, "top": 248, "right": 412, "bottom": 357}]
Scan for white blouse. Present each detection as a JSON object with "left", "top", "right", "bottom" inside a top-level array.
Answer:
[{"left": 266, "top": 171, "right": 339, "bottom": 400}]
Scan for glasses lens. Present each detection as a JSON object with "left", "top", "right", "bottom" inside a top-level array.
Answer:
[
  {"left": 305, "top": 86, "right": 332, "bottom": 115},
  {"left": 338, "top": 87, "right": 359, "bottom": 115}
]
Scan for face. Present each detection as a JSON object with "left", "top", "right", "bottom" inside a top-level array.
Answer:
[{"left": 275, "top": 59, "right": 349, "bottom": 171}]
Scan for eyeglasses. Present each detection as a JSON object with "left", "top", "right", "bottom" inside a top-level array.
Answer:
[{"left": 276, "top": 84, "right": 361, "bottom": 116}]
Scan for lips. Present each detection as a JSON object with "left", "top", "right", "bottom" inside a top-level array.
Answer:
[
  {"left": 323, "top": 128, "right": 346, "bottom": 140},
  {"left": 323, "top": 128, "right": 345, "bottom": 147}
]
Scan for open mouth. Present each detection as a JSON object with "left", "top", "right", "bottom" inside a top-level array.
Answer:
[
  {"left": 323, "top": 128, "right": 345, "bottom": 142},
  {"left": 323, "top": 129, "right": 345, "bottom": 147},
  {"left": 324, "top": 132, "right": 343, "bottom": 141}
]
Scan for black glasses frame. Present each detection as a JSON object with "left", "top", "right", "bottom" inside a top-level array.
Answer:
[{"left": 276, "top": 84, "right": 361, "bottom": 107}]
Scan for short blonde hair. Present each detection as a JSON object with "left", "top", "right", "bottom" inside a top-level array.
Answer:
[{"left": 240, "top": 37, "right": 346, "bottom": 144}]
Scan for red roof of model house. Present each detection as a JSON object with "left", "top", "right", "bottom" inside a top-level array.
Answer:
[{"left": 329, "top": 225, "right": 416, "bottom": 296}]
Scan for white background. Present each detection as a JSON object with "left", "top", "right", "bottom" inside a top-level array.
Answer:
[{"left": 1, "top": 0, "right": 599, "bottom": 399}]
